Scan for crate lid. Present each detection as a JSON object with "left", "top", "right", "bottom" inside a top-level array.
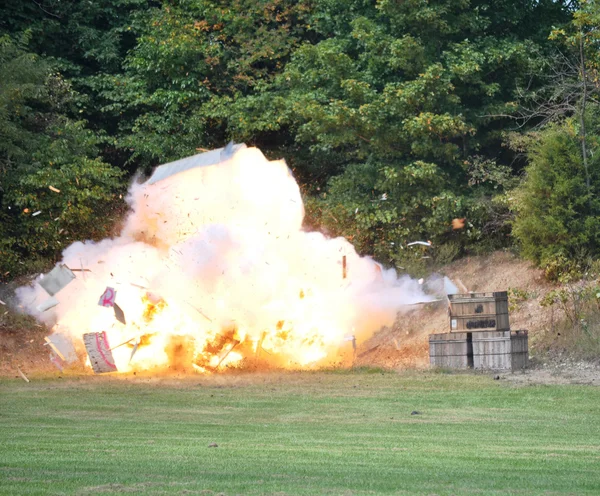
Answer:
[{"left": 448, "top": 291, "right": 507, "bottom": 302}]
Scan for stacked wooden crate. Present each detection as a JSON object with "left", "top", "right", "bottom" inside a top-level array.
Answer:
[{"left": 429, "top": 291, "right": 529, "bottom": 371}]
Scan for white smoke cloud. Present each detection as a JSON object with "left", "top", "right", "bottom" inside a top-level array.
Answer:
[{"left": 17, "top": 146, "right": 433, "bottom": 372}]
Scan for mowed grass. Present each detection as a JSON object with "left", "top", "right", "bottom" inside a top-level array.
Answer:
[{"left": 1, "top": 370, "right": 599, "bottom": 495}]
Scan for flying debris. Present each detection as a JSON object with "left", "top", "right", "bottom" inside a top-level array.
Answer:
[
  {"left": 36, "top": 296, "right": 59, "bottom": 313},
  {"left": 83, "top": 332, "right": 118, "bottom": 374},
  {"left": 129, "top": 340, "right": 140, "bottom": 364},
  {"left": 16, "top": 367, "right": 30, "bottom": 383},
  {"left": 39, "top": 265, "right": 76, "bottom": 296},
  {"left": 451, "top": 218, "right": 466, "bottom": 230},
  {"left": 113, "top": 303, "right": 126, "bottom": 325},
  {"left": 44, "top": 334, "right": 78, "bottom": 364},
  {"left": 147, "top": 143, "right": 246, "bottom": 184},
  {"left": 98, "top": 287, "right": 116, "bottom": 307}
]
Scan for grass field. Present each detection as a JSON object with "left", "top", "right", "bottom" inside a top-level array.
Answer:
[{"left": 1, "top": 369, "right": 599, "bottom": 495}]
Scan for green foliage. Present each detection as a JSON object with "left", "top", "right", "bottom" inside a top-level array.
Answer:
[
  {"left": 0, "top": 37, "right": 124, "bottom": 279},
  {"left": 511, "top": 122, "right": 600, "bottom": 278},
  {"left": 93, "top": 0, "right": 313, "bottom": 166},
  {"left": 0, "top": 0, "right": 583, "bottom": 279}
]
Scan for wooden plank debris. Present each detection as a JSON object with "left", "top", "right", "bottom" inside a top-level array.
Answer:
[
  {"left": 83, "top": 331, "right": 118, "bottom": 374},
  {"left": 44, "top": 334, "right": 78, "bottom": 363},
  {"left": 16, "top": 367, "right": 30, "bottom": 383}
]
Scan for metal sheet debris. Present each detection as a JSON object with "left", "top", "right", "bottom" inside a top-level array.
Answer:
[
  {"left": 36, "top": 296, "right": 59, "bottom": 312},
  {"left": 113, "top": 303, "right": 126, "bottom": 325},
  {"left": 83, "top": 331, "right": 118, "bottom": 374},
  {"left": 98, "top": 287, "right": 116, "bottom": 307},
  {"left": 39, "top": 265, "right": 76, "bottom": 296},
  {"left": 147, "top": 143, "right": 246, "bottom": 184}
]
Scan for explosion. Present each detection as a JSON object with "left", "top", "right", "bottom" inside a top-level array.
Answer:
[{"left": 18, "top": 145, "right": 431, "bottom": 373}]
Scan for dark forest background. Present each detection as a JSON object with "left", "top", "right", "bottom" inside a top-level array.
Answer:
[{"left": 2, "top": 0, "right": 599, "bottom": 281}]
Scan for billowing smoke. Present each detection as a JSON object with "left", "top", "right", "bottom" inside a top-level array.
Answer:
[{"left": 17, "top": 146, "right": 432, "bottom": 372}]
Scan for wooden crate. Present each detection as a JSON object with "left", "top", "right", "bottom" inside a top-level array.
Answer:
[
  {"left": 429, "top": 332, "right": 473, "bottom": 368},
  {"left": 448, "top": 292, "right": 509, "bottom": 332},
  {"left": 472, "top": 330, "right": 528, "bottom": 371}
]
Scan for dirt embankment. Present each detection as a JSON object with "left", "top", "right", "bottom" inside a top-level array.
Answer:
[
  {"left": 2, "top": 250, "right": 599, "bottom": 384},
  {"left": 354, "top": 251, "right": 600, "bottom": 384}
]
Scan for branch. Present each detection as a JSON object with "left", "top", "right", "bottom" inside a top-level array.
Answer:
[{"left": 32, "top": 0, "right": 61, "bottom": 19}]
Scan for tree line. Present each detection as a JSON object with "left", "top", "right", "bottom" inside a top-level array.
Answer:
[{"left": 1, "top": 0, "right": 598, "bottom": 281}]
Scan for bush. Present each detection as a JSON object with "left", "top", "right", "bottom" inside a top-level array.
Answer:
[
  {"left": 0, "top": 37, "right": 125, "bottom": 280},
  {"left": 511, "top": 122, "right": 600, "bottom": 279}
]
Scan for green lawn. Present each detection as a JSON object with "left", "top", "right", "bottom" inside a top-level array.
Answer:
[{"left": 1, "top": 370, "right": 599, "bottom": 495}]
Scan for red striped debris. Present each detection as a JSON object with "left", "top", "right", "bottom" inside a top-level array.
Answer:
[
  {"left": 83, "top": 331, "right": 118, "bottom": 374},
  {"left": 98, "top": 287, "right": 116, "bottom": 307}
]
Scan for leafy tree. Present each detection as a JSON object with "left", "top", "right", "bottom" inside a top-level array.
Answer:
[
  {"left": 0, "top": 37, "right": 124, "bottom": 279},
  {"left": 511, "top": 122, "right": 600, "bottom": 277},
  {"left": 93, "top": 0, "right": 313, "bottom": 167},
  {"left": 259, "top": 0, "right": 571, "bottom": 267}
]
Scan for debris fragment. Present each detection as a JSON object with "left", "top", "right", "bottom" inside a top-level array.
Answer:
[
  {"left": 455, "top": 278, "right": 469, "bottom": 293},
  {"left": 216, "top": 340, "right": 239, "bottom": 368},
  {"left": 129, "top": 340, "right": 139, "bottom": 363},
  {"left": 83, "top": 331, "right": 118, "bottom": 374},
  {"left": 451, "top": 218, "right": 465, "bottom": 229},
  {"left": 98, "top": 287, "right": 116, "bottom": 307},
  {"left": 49, "top": 186, "right": 61, "bottom": 193},
  {"left": 443, "top": 276, "right": 458, "bottom": 295},
  {"left": 113, "top": 303, "right": 126, "bottom": 325},
  {"left": 208, "top": 443, "right": 218, "bottom": 448},
  {"left": 342, "top": 255, "right": 347, "bottom": 279},
  {"left": 32, "top": 211, "right": 42, "bottom": 217},
  {"left": 410, "top": 411, "right": 421, "bottom": 416},
  {"left": 0, "top": 299, "right": 5, "bottom": 306},
  {"left": 108, "top": 337, "right": 136, "bottom": 352},
  {"left": 36, "top": 296, "right": 59, "bottom": 313},
  {"left": 407, "top": 241, "right": 432, "bottom": 247},
  {"left": 44, "top": 334, "right": 78, "bottom": 363},
  {"left": 184, "top": 301, "right": 212, "bottom": 322},
  {"left": 49, "top": 352, "right": 64, "bottom": 372},
  {"left": 39, "top": 265, "right": 76, "bottom": 296},
  {"left": 343, "top": 334, "right": 357, "bottom": 354},
  {"left": 16, "top": 367, "right": 30, "bottom": 383}
]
